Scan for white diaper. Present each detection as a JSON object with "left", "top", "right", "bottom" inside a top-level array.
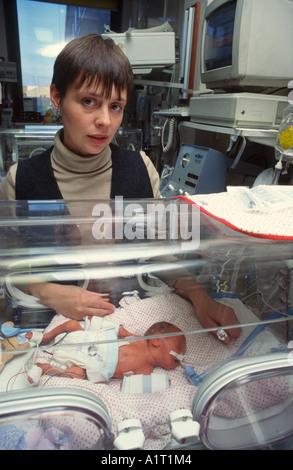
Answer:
[
  {"left": 52, "top": 326, "right": 118, "bottom": 382},
  {"left": 82, "top": 316, "right": 121, "bottom": 334}
]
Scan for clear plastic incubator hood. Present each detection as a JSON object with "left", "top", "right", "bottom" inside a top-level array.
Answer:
[{"left": 0, "top": 190, "right": 292, "bottom": 451}]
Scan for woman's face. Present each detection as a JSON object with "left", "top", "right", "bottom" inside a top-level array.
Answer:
[{"left": 50, "top": 81, "right": 127, "bottom": 157}]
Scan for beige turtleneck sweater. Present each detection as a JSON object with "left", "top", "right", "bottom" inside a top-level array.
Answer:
[{"left": 0, "top": 129, "right": 160, "bottom": 201}]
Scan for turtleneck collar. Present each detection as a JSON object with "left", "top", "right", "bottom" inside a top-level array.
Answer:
[
  {"left": 51, "top": 128, "right": 112, "bottom": 175},
  {"left": 50, "top": 128, "right": 113, "bottom": 200}
]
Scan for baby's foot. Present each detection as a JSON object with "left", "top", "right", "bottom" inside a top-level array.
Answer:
[{"left": 27, "top": 365, "right": 43, "bottom": 386}]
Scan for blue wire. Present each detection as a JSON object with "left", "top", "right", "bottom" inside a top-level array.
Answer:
[{"left": 233, "top": 308, "right": 293, "bottom": 358}]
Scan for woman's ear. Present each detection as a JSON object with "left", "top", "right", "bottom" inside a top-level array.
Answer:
[{"left": 50, "top": 84, "right": 61, "bottom": 109}]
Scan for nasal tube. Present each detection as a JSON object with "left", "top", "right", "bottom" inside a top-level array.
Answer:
[{"left": 170, "top": 350, "right": 206, "bottom": 386}]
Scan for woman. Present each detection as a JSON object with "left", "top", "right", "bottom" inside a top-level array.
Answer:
[
  {"left": 1, "top": 34, "right": 160, "bottom": 201},
  {"left": 1, "top": 34, "right": 160, "bottom": 318},
  {"left": 0, "top": 34, "right": 240, "bottom": 342}
]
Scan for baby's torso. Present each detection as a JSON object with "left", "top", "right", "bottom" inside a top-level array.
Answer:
[{"left": 114, "top": 341, "right": 154, "bottom": 377}]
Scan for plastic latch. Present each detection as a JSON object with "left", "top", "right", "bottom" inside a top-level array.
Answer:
[
  {"left": 114, "top": 419, "right": 145, "bottom": 450},
  {"left": 169, "top": 409, "right": 200, "bottom": 445}
]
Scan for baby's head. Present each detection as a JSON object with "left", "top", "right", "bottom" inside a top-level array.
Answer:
[{"left": 144, "top": 322, "right": 186, "bottom": 370}]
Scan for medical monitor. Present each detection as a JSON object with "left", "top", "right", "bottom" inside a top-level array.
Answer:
[{"left": 201, "top": 0, "right": 293, "bottom": 92}]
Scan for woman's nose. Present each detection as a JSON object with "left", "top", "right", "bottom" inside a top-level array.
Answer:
[{"left": 94, "top": 106, "right": 111, "bottom": 127}]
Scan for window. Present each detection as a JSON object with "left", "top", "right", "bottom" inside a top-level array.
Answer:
[{"left": 16, "top": 0, "right": 111, "bottom": 115}]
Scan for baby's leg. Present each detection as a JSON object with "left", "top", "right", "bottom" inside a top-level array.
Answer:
[
  {"left": 26, "top": 320, "right": 83, "bottom": 344},
  {"left": 63, "top": 366, "right": 86, "bottom": 379},
  {"left": 27, "top": 362, "right": 51, "bottom": 385},
  {"left": 27, "top": 362, "right": 85, "bottom": 385}
]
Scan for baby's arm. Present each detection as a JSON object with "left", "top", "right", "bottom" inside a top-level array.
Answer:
[{"left": 26, "top": 319, "right": 83, "bottom": 345}]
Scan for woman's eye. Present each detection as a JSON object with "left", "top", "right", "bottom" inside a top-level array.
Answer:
[
  {"left": 111, "top": 104, "right": 122, "bottom": 112},
  {"left": 83, "top": 98, "right": 95, "bottom": 107}
]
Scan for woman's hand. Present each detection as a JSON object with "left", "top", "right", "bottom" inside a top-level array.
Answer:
[
  {"left": 173, "top": 276, "right": 242, "bottom": 344},
  {"left": 27, "top": 282, "right": 115, "bottom": 320}
]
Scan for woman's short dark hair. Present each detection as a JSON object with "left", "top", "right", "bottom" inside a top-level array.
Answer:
[{"left": 51, "top": 34, "right": 134, "bottom": 100}]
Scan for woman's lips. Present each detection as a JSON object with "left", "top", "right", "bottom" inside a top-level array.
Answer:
[{"left": 87, "top": 134, "right": 108, "bottom": 143}]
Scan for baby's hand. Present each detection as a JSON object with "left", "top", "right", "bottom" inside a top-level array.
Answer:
[{"left": 118, "top": 326, "right": 133, "bottom": 338}]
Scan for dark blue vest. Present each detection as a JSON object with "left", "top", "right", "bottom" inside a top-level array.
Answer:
[{"left": 15, "top": 143, "right": 154, "bottom": 200}]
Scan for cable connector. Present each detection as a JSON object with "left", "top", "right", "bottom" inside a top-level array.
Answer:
[
  {"left": 169, "top": 409, "right": 200, "bottom": 444},
  {"left": 114, "top": 419, "right": 145, "bottom": 450}
]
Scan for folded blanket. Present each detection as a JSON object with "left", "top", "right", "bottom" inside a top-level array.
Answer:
[{"left": 181, "top": 185, "right": 293, "bottom": 240}]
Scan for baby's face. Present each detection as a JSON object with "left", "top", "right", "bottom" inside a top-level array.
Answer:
[{"left": 159, "top": 333, "right": 186, "bottom": 370}]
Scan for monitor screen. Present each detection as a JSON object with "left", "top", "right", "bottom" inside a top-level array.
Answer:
[
  {"left": 204, "top": 0, "right": 236, "bottom": 72},
  {"left": 200, "top": 0, "right": 293, "bottom": 91}
]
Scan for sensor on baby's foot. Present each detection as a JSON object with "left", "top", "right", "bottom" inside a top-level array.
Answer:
[{"left": 27, "top": 365, "right": 43, "bottom": 386}]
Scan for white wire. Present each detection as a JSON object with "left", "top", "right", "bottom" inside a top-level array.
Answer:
[
  {"left": 161, "top": 118, "right": 175, "bottom": 153},
  {"left": 28, "top": 148, "right": 47, "bottom": 158}
]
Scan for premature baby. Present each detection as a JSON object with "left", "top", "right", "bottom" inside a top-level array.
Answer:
[{"left": 25, "top": 317, "right": 186, "bottom": 385}]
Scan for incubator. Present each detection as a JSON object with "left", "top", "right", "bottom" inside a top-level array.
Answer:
[{"left": 0, "top": 192, "right": 292, "bottom": 451}]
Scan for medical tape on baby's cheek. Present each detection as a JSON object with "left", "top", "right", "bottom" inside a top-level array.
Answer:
[{"left": 170, "top": 350, "right": 185, "bottom": 362}]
